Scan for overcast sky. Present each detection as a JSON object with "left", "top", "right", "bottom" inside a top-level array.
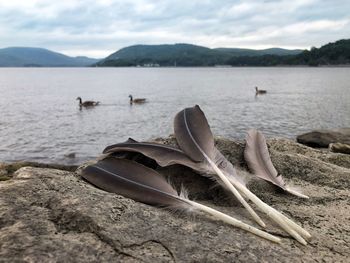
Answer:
[{"left": 0, "top": 0, "right": 349, "bottom": 58}]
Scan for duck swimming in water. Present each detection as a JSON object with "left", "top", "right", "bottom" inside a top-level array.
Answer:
[
  {"left": 129, "top": 95, "right": 146, "bottom": 104},
  {"left": 76, "top": 97, "right": 100, "bottom": 107},
  {"left": 255, "top": 86, "right": 267, "bottom": 95}
]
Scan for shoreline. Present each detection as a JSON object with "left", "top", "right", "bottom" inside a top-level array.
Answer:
[
  {"left": 1, "top": 64, "right": 350, "bottom": 69},
  {"left": 1, "top": 133, "right": 348, "bottom": 179}
]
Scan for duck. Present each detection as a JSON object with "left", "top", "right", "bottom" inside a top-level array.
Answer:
[
  {"left": 129, "top": 95, "right": 146, "bottom": 104},
  {"left": 76, "top": 97, "right": 100, "bottom": 107},
  {"left": 255, "top": 86, "right": 267, "bottom": 95}
]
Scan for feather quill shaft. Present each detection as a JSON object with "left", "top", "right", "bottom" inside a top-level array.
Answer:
[
  {"left": 285, "top": 187, "right": 309, "bottom": 199},
  {"left": 81, "top": 157, "right": 280, "bottom": 243},
  {"left": 187, "top": 200, "right": 280, "bottom": 243},
  {"left": 174, "top": 105, "right": 265, "bottom": 227},
  {"left": 232, "top": 177, "right": 311, "bottom": 243},
  {"left": 206, "top": 157, "right": 266, "bottom": 227}
]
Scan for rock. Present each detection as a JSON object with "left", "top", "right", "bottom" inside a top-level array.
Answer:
[
  {"left": 296, "top": 128, "right": 350, "bottom": 148},
  {"left": 1, "top": 138, "right": 350, "bottom": 262},
  {"left": 330, "top": 143, "right": 350, "bottom": 154},
  {"left": 0, "top": 161, "right": 78, "bottom": 182}
]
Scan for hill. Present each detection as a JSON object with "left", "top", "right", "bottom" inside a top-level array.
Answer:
[
  {"left": 98, "top": 43, "right": 303, "bottom": 67},
  {"left": 0, "top": 47, "right": 99, "bottom": 67},
  {"left": 98, "top": 39, "right": 350, "bottom": 67},
  {"left": 100, "top": 44, "right": 228, "bottom": 66},
  {"left": 292, "top": 39, "right": 350, "bottom": 66},
  {"left": 213, "top": 47, "right": 302, "bottom": 57},
  {"left": 226, "top": 39, "right": 350, "bottom": 66}
]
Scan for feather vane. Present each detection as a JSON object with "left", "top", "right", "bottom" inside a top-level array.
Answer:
[
  {"left": 81, "top": 157, "right": 280, "bottom": 243},
  {"left": 103, "top": 138, "right": 207, "bottom": 173},
  {"left": 244, "top": 129, "right": 309, "bottom": 199}
]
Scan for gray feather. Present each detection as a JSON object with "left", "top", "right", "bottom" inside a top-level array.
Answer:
[
  {"left": 103, "top": 139, "right": 208, "bottom": 173},
  {"left": 174, "top": 105, "right": 245, "bottom": 185},
  {"left": 81, "top": 157, "right": 189, "bottom": 208},
  {"left": 244, "top": 129, "right": 286, "bottom": 189},
  {"left": 174, "top": 105, "right": 215, "bottom": 161}
]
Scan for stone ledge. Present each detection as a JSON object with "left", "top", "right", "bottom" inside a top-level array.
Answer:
[{"left": 1, "top": 138, "right": 349, "bottom": 262}]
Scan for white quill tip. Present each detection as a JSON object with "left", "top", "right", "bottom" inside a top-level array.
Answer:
[{"left": 285, "top": 186, "right": 309, "bottom": 199}]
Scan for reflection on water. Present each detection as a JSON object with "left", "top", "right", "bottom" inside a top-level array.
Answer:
[{"left": 0, "top": 67, "right": 349, "bottom": 164}]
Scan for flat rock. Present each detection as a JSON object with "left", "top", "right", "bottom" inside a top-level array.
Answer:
[
  {"left": 330, "top": 143, "right": 350, "bottom": 154},
  {"left": 1, "top": 138, "right": 350, "bottom": 262},
  {"left": 296, "top": 128, "right": 350, "bottom": 147},
  {"left": 0, "top": 161, "right": 77, "bottom": 182}
]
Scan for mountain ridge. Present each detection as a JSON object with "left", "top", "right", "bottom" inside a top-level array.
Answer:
[
  {"left": 98, "top": 39, "right": 350, "bottom": 67},
  {"left": 1, "top": 39, "right": 349, "bottom": 67},
  {"left": 99, "top": 43, "right": 303, "bottom": 66},
  {"left": 0, "top": 47, "right": 100, "bottom": 67}
]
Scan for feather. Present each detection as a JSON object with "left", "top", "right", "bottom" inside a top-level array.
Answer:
[
  {"left": 244, "top": 129, "right": 309, "bottom": 199},
  {"left": 82, "top": 157, "right": 187, "bottom": 207},
  {"left": 98, "top": 138, "right": 161, "bottom": 168},
  {"left": 103, "top": 138, "right": 207, "bottom": 173},
  {"left": 174, "top": 105, "right": 310, "bottom": 244},
  {"left": 95, "top": 107, "right": 310, "bottom": 244},
  {"left": 244, "top": 130, "right": 285, "bottom": 188},
  {"left": 105, "top": 138, "right": 140, "bottom": 160},
  {"left": 81, "top": 157, "right": 280, "bottom": 243},
  {"left": 174, "top": 105, "right": 265, "bottom": 227},
  {"left": 103, "top": 139, "right": 242, "bottom": 184}
]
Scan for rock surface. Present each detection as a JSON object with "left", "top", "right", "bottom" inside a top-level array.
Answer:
[
  {"left": 1, "top": 138, "right": 350, "bottom": 262},
  {"left": 296, "top": 128, "right": 350, "bottom": 148},
  {"left": 330, "top": 142, "right": 350, "bottom": 154},
  {"left": 0, "top": 161, "right": 77, "bottom": 182}
]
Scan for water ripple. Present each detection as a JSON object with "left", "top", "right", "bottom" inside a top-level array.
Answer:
[{"left": 0, "top": 67, "right": 349, "bottom": 165}]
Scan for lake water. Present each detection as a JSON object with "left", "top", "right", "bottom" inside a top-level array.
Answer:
[{"left": 0, "top": 67, "right": 349, "bottom": 165}]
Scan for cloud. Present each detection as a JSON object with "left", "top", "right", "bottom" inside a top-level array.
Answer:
[{"left": 0, "top": 0, "right": 349, "bottom": 57}]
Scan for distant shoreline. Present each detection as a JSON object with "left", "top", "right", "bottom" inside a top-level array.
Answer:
[{"left": 1, "top": 65, "right": 350, "bottom": 69}]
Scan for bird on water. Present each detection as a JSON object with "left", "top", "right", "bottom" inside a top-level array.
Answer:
[
  {"left": 129, "top": 95, "right": 146, "bottom": 104},
  {"left": 76, "top": 97, "right": 100, "bottom": 107},
  {"left": 255, "top": 86, "right": 267, "bottom": 95}
]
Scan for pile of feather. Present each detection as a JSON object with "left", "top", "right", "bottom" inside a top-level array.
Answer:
[{"left": 81, "top": 105, "right": 311, "bottom": 245}]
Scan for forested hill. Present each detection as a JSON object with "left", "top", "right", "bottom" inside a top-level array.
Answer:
[
  {"left": 2, "top": 39, "right": 347, "bottom": 67},
  {"left": 290, "top": 39, "right": 350, "bottom": 66},
  {"left": 101, "top": 44, "right": 225, "bottom": 66},
  {"left": 98, "top": 39, "right": 350, "bottom": 67},
  {"left": 98, "top": 44, "right": 303, "bottom": 66}
]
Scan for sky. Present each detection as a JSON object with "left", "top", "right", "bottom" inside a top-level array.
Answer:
[{"left": 0, "top": 0, "right": 349, "bottom": 58}]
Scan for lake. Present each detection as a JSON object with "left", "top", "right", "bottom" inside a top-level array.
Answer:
[{"left": 0, "top": 67, "right": 349, "bottom": 165}]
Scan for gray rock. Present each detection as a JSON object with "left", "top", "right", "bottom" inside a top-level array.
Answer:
[
  {"left": 0, "top": 161, "right": 77, "bottom": 182},
  {"left": 296, "top": 128, "right": 350, "bottom": 148},
  {"left": 1, "top": 138, "right": 350, "bottom": 262}
]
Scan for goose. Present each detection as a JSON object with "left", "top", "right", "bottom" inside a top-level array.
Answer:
[
  {"left": 255, "top": 86, "right": 267, "bottom": 95},
  {"left": 76, "top": 97, "right": 100, "bottom": 107},
  {"left": 129, "top": 95, "right": 146, "bottom": 104}
]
